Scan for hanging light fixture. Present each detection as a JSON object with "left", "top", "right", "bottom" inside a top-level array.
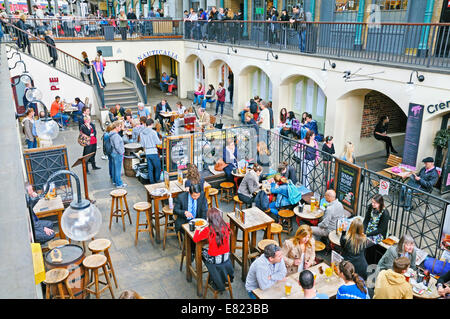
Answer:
[
  {"left": 405, "top": 70, "right": 425, "bottom": 95},
  {"left": 33, "top": 100, "right": 60, "bottom": 141},
  {"left": 42, "top": 170, "right": 102, "bottom": 241}
]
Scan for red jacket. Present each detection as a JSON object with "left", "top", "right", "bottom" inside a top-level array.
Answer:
[
  {"left": 193, "top": 222, "right": 230, "bottom": 256},
  {"left": 216, "top": 87, "right": 226, "bottom": 102}
]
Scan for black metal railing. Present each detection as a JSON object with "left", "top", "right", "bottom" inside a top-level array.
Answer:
[
  {"left": 267, "top": 130, "right": 448, "bottom": 258},
  {"left": 91, "top": 65, "right": 105, "bottom": 109},
  {"left": 124, "top": 60, "right": 147, "bottom": 105}
]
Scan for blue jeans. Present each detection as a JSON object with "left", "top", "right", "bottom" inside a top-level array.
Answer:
[
  {"left": 52, "top": 113, "right": 70, "bottom": 126},
  {"left": 72, "top": 110, "right": 82, "bottom": 122},
  {"left": 298, "top": 29, "right": 306, "bottom": 52},
  {"left": 129, "top": 22, "right": 135, "bottom": 36},
  {"left": 146, "top": 154, "right": 161, "bottom": 184},
  {"left": 107, "top": 154, "right": 113, "bottom": 179},
  {"left": 26, "top": 138, "right": 37, "bottom": 149},
  {"left": 240, "top": 111, "right": 246, "bottom": 124},
  {"left": 193, "top": 94, "right": 204, "bottom": 105},
  {"left": 202, "top": 98, "right": 215, "bottom": 109},
  {"left": 111, "top": 152, "right": 123, "bottom": 186},
  {"left": 215, "top": 101, "right": 224, "bottom": 115},
  {"left": 160, "top": 82, "right": 168, "bottom": 92},
  {"left": 247, "top": 291, "right": 257, "bottom": 299}
]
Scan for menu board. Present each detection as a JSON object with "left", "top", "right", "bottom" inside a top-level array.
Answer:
[
  {"left": 334, "top": 158, "right": 361, "bottom": 215},
  {"left": 401, "top": 103, "right": 424, "bottom": 171},
  {"left": 165, "top": 135, "right": 193, "bottom": 175}
]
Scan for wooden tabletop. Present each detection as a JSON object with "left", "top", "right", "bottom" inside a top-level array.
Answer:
[
  {"left": 328, "top": 230, "right": 341, "bottom": 246},
  {"left": 160, "top": 111, "right": 179, "bottom": 118},
  {"left": 383, "top": 167, "right": 410, "bottom": 180},
  {"left": 33, "top": 196, "right": 64, "bottom": 214},
  {"left": 411, "top": 276, "right": 440, "bottom": 299},
  {"left": 294, "top": 205, "right": 324, "bottom": 220},
  {"left": 253, "top": 262, "right": 344, "bottom": 299},
  {"left": 227, "top": 206, "right": 274, "bottom": 230},
  {"left": 145, "top": 181, "right": 184, "bottom": 196}
]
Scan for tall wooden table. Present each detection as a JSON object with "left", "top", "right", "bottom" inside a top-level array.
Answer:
[
  {"left": 228, "top": 207, "right": 274, "bottom": 281},
  {"left": 71, "top": 152, "right": 95, "bottom": 202},
  {"left": 182, "top": 223, "right": 208, "bottom": 297},
  {"left": 253, "top": 262, "right": 345, "bottom": 299},
  {"left": 33, "top": 196, "right": 66, "bottom": 239}
]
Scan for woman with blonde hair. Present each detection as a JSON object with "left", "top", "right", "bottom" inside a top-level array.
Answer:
[
  {"left": 340, "top": 217, "right": 369, "bottom": 279},
  {"left": 341, "top": 141, "right": 356, "bottom": 164},
  {"left": 281, "top": 224, "right": 316, "bottom": 275},
  {"left": 16, "top": 13, "right": 32, "bottom": 54}
]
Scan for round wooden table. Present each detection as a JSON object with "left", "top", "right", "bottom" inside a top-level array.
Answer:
[
  {"left": 232, "top": 171, "right": 245, "bottom": 192},
  {"left": 294, "top": 205, "right": 324, "bottom": 219},
  {"left": 328, "top": 230, "right": 341, "bottom": 247},
  {"left": 411, "top": 277, "right": 440, "bottom": 299}
]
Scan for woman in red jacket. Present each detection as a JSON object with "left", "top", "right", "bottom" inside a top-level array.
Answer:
[
  {"left": 215, "top": 82, "right": 226, "bottom": 117},
  {"left": 193, "top": 207, "right": 231, "bottom": 264}
]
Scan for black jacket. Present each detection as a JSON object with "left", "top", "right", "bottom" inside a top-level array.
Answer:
[
  {"left": 363, "top": 207, "right": 390, "bottom": 238},
  {"left": 173, "top": 191, "right": 208, "bottom": 232},
  {"left": 407, "top": 166, "right": 439, "bottom": 193},
  {"left": 340, "top": 230, "right": 368, "bottom": 280},
  {"left": 44, "top": 35, "right": 58, "bottom": 59},
  {"left": 281, "top": 165, "right": 298, "bottom": 185},
  {"left": 155, "top": 102, "right": 172, "bottom": 117},
  {"left": 80, "top": 123, "right": 97, "bottom": 144}
]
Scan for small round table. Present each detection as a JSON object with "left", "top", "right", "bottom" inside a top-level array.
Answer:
[
  {"left": 294, "top": 205, "right": 324, "bottom": 226},
  {"left": 232, "top": 171, "right": 246, "bottom": 192},
  {"left": 328, "top": 230, "right": 342, "bottom": 249}
]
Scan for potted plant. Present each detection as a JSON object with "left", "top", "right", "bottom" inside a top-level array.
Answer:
[{"left": 433, "top": 129, "right": 450, "bottom": 170}]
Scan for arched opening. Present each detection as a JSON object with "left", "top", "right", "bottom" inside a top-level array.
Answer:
[
  {"left": 207, "top": 60, "right": 234, "bottom": 115},
  {"left": 137, "top": 54, "right": 179, "bottom": 97},
  {"left": 238, "top": 65, "right": 272, "bottom": 104}
]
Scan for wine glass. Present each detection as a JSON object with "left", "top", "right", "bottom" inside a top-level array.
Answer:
[{"left": 325, "top": 267, "right": 333, "bottom": 282}]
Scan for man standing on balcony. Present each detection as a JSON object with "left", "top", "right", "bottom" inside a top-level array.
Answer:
[
  {"left": 289, "top": 5, "right": 306, "bottom": 53},
  {"left": 118, "top": 9, "right": 128, "bottom": 41},
  {"left": 127, "top": 8, "right": 137, "bottom": 37}
]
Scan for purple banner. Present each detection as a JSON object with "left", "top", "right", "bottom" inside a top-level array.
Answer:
[{"left": 401, "top": 103, "right": 424, "bottom": 171}]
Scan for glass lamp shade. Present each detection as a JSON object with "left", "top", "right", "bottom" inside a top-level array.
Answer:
[
  {"left": 61, "top": 204, "right": 102, "bottom": 241},
  {"left": 20, "top": 73, "right": 32, "bottom": 85},
  {"left": 25, "top": 88, "right": 42, "bottom": 102},
  {"left": 35, "top": 119, "right": 60, "bottom": 140}
]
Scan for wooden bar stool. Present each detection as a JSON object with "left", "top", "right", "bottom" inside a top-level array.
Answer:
[
  {"left": 257, "top": 239, "right": 279, "bottom": 252},
  {"left": 133, "top": 202, "right": 154, "bottom": 246},
  {"left": 203, "top": 273, "right": 233, "bottom": 299},
  {"left": 270, "top": 223, "right": 283, "bottom": 246},
  {"left": 278, "top": 209, "right": 295, "bottom": 234},
  {"left": 109, "top": 189, "right": 132, "bottom": 231},
  {"left": 162, "top": 205, "right": 182, "bottom": 250},
  {"left": 47, "top": 239, "right": 70, "bottom": 250},
  {"left": 233, "top": 195, "right": 244, "bottom": 212},
  {"left": 44, "top": 268, "right": 74, "bottom": 299},
  {"left": 83, "top": 254, "right": 115, "bottom": 299},
  {"left": 208, "top": 188, "right": 219, "bottom": 208},
  {"left": 219, "top": 182, "right": 234, "bottom": 203},
  {"left": 88, "top": 238, "right": 118, "bottom": 289}
]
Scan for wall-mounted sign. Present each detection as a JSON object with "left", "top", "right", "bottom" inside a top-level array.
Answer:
[
  {"left": 137, "top": 50, "right": 179, "bottom": 62},
  {"left": 426, "top": 100, "right": 450, "bottom": 114},
  {"left": 334, "top": 158, "right": 361, "bottom": 215},
  {"left": 49, "top": 77, "right": 60, "bottom": 91},
  {"left": 402, "top": 103, "right": 424, "bottom": 171}
]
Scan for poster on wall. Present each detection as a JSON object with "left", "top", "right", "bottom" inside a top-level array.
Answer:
[
  {"left": 334, "top": 158, "right": 362, "bottom": 214},
  {"left": 401, "top": 103, "right": 424, "bottom": 171}
]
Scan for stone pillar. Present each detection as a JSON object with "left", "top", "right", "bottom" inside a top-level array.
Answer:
[
  {"left": 353, "top": 0, "right": 365, "bottom": 50},
  {"left": 418, "top": 0, "right": 435, "bottom": 56}
]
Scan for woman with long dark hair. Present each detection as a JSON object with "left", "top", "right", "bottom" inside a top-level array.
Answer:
[
  {"left": 374, "top": 115, "right": 398, "bottom": 157},
  {"left": 363, "top": 194, "right": 390, "bottom": 244},
  {"left": 337, "top": 261, "right": 370, "bottom": 299},
  {"left": 278, "top": 108, "right": 290, "bottom": 136},
  {"left": 340, "top": 217, "right": 369, "bottom": 280}
]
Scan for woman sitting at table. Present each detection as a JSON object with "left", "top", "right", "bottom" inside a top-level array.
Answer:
[
  {"left": 237, "top": 164, "right": 263, "bottom": 208},
  {"left": 375, "top": 234, "right": 416, "bottom": 279},
  {"left": 363, "top": 194, "right": 390, "bottom": 245},
  {"left": 268, "top": 174, "right": 294, "bottom": 222},
  {"left": 122, "top": 113, "right": 134, "bottom": 144},
  {"left": 223, "top": 138, "right": 238, "bottom": 182},
  {"left": 340, "top": 217, "right": 369, "bottom": 280},
  {"left": 193, "top": 207, "right": 234, "bottom": 292},
  {"left": 176, "top": 101, "right": 186, "bottom": 115},
  {"left": 185, "top": 163, "right": 205, "bottom": 190},
  {"left": 281, "top": 224, "right": 315, "bottom": 275},
  {"left": 336, "top": 260, "right": 370, "bottom": 299},
  {"left": 193, "top": 83, "right": 205, "bottom": 106}
]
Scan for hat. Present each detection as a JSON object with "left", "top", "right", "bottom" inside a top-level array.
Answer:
[{"left": 422, "top": 157, "right": 434, "bottom": 163}]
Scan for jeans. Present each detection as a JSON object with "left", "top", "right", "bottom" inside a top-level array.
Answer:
[
  {"left": 160, "top": 82, "right": 168, "bottom": 92},
  {"left": 26, "top": 138, "right": 37, "bottom": 149},
  {"left": 247, "top": 291, "right": 257, "bottom": 299},
  {"left": 52, "top": 113, "right": 70, "bottom": 126},
  {"left": 193, "top": 94, "right": 204, "bottom": 105},
  {"left": 111, "top": 152, "right": 124, "bottom": 186},
  {"left": 107, "top": 154, "right": 113, "bottom": 179},
  {"left": 298, "top": 29, "right": 306, "bottom": 52},
  {"left": 238, "top": 193, "right": 253, "bottom": 208},
  {"left": 72, "top": 110, "right": 82, "bottom": 122},
  {"left": 400, "top": 185, "right": 416, "bottom": 209},
  {"left": 129, "top": 22, "right": 134, "bottom": 36},
  {"left": 302, "top": 159, "right": 314, "bottom": 189},
  {"left": 215, "top": 101, "right": 224, "bottom": 115},
  {"left": 202, "top": 98, "right": 215, "bottom": 109},
  {"left": 146, "top": 153, "right": 161, "bottom": 184},
  {"left": 240, "top": 111, "right": 246, "bottom": 124}
]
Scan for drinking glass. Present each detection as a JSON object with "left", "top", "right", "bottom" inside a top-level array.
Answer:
[
  {"left": 284, "top": 282, "right": 292, "bottom": 296},
  {"left": 325, "top": 267, "right": 333, "bottom": 282}
]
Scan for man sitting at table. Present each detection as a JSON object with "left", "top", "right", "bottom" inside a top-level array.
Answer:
[
  {"left": 50, "top": 96, "right": 70, "bottom": 127},
  {"left": 373, "top": 256, "right": 413, "bottom": 299},
  {"left": 173, "top": 183, "right": 208, "bottom": 236},
  {"left": 198, "top": 107, "right": 212, "bottom": 129},
  {"left": 400, "top": 157, "right": 439, "bottom": 210},
  {"left": 24, "top": 182, "right": 55, "bottom": 244},
  {"left": 155, "top": 99, "right": 172, "bottom": 128},
  {"left": 245, "top": 244, "right": 287, "bottom": 299},
  {"left": 137, "top": 102, "right": 151, "bottom": 119},
  {"left": 311, "top": 189, "right": 350, "bottom": 240},
  {"left": 299, "top": 269, "right": 329, "bottom": 299}
]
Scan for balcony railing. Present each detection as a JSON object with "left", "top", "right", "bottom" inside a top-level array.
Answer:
[{"left": 2, "top": 18, "right": 449, "bottom": 70}]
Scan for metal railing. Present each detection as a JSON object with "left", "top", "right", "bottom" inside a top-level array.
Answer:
[
  {"left": 266, "top": 130, "right": 448, "bottom": 258},
  {"left": 91, "top": 65, "right": 105, "bottom": 109},
  {"left": 124, "top": 60, "right": 147, "bottom": 105}
]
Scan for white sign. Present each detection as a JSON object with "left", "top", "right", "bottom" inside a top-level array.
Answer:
[
  {"left": 331, "top": 250, "right": 344, "bottom": 265},
  {"left": 379, "top": 180, "right": 390, "bottom": 196}
]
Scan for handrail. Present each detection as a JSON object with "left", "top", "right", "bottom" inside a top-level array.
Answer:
[{"left": 124, "top": 60, "right": 147, "bottom": 105}]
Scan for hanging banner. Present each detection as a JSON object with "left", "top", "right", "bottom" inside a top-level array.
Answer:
[{"left": 401, "top": 103, "right": 424, "bottom": 171}]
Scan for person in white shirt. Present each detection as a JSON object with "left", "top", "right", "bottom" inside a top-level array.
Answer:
[{"left": 258, "top": 100, "right": 271, "bottom": 144}]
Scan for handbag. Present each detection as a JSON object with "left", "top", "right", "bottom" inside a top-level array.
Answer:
[
  {"left": 78, "top": 131, "right": 91, "bottom": 147},
  {"left": 424, "top": 256, "right": 450, "bottom": 277}
]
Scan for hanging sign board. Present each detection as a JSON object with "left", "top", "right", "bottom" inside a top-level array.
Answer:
[
  {"left": 334, "top": 158, "right": 361, "bottom": 215},
  {"left": 401, "top": 103, "right": 424, "bottom": 171}
]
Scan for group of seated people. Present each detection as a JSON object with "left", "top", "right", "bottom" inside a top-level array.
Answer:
[
  {"left": 49, "top": 96, "right": 88, "bottom": 128},
  {"left": 159, "top": 72, "right": 178, "bottom": 95}
]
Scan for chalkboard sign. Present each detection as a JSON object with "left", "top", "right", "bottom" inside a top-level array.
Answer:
[
  {"left": 334, "top": 158, "right": 362, "bottom": 215},
  {"left": 165, "top": 134, "right": 193, "bottom": 175},
  {"left": 402, "top": 103, "right": 425, "bottom": 171}
]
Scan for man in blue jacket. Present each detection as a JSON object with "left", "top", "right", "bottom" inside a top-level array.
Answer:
[
  {"left": 109, "top": 121, "right": 127, "bottom": 188},
  {"left": 139, "top": 119, "right": 162, "bottom": 184}
]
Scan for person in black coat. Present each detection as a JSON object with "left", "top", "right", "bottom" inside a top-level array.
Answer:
[
  {"left": 80, "top": 115, "right": 101, "bottom": 173},
  {"left": 44, "top": 30, "right": 57, "bottom": 67},
  {"left": 374, "top": 115, "right": 398, "bottom": 157},
  {"left": 277, "top": 161, "right": 298, "bottom": 185},
  {"left": 340, "top": 217, "right": 369, "bottom": 280},
  {"left": 173, "top": 184, "right": 208, "bottom": 234},
  {"left": 155, "top": 99, "right": 172, "bottom": 128},
  {"left": 16, "top": 14, "right": 32, "bottom": 54}
]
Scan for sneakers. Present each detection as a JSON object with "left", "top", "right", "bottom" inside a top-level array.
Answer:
[{"left": 117, "top": 183, "right": 128, "bottom": 188}]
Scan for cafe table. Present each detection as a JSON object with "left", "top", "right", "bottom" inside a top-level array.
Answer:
[
  {"left": 228, "top": 207, "right": 274, "bottom": 281},
  {"left": 182, "top": 223, "right": 208, "bottom": 297},
  {"left": 411, "top": 276, "right": 440, "bottom": 299},
  {"left": 294, "top": 205, "right": 324, "bottom": 226},
  {"left": 383, "top": 166, "right": 410, "bottom": 181},
  {"left": 145, "top": 181, "right": 185, "bottom": 243},
  {"left": 231, "top": 170, "right": 245, "bottom": 192},
  {"left": 252, "top": 262, "right": 345, "bottom": 299},
  {"left": 178, "top": 178, "right": 211, "bottom": 198},
  {"left": 33, "top": 196, "right": 66, "bottom": 240}
]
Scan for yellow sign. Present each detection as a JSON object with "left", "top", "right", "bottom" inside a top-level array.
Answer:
[
  {"left": 31, "top": 243, "right": 46, "bottom": 285},
  {"left": 99, "top": 2, "right": 107, "bottom": 10}
]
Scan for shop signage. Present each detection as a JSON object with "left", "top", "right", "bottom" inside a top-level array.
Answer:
[
  {"left": 49, "top": 77, "right": 60, "bottom": 91},
  {"left": 334, "top": 158, "right": 361, "bottom": 215},
  {"left": 402, "top": 103, "right": 424, "bottom": 171},
  {"left": 426, "top": 100, "right": 450, "bottom": 114},
  {"left": 137, "top": 50, "right": 179, "bottom": 62}
]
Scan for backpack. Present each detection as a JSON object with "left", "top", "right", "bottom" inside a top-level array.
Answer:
[
  {"left": 254, "top": 190, "right": 269, "bottom": 212},
  {"left": 103, "top": 133, "right": 113, "bottom": 156},
  {"left": 287, "top": 181, "right": 303, "bottom": 205}
]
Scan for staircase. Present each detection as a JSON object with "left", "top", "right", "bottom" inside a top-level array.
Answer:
[{"left": 104, "top": 82, "right": 140, "bottom": 110}]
